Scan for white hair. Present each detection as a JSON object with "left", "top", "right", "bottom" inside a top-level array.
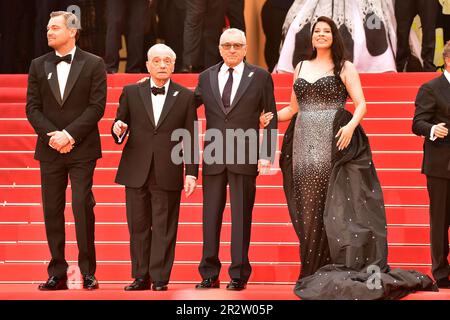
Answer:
[
  {"left": 219, "top": 28, "right": 246, "bottom": 45},
  {"left": 444, "top": 40, "right": 450, "bottom": 68},
  {"left": 147, "top": 43, "right": 176, "bottom": 61}
]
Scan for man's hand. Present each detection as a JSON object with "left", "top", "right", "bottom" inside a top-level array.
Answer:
[
  {"left": 59, "top": 143, "right": 74, "bottom": 154},
  {"left": 137, "top": 77, "right": 150, "bottom": 84},
  {"left": 113, "top": 120, "right": 128, "bottom": 138},
  {"left": 258, "top": 159, "right": 271, "bottom": 175},
  {"left": 434, "top": 123, "right": 448, "bottom": 139},
  {"left": 184, "top": 176, "right": 197, "bottom": 198},
  {"left": 47, "top": 131, "right": 69, "bottom": 151}
]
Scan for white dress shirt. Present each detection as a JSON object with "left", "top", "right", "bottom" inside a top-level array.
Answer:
[
  {"left": 149, "top": 78, "right": 196, "bottom": 181},
  {"left": 218, "top": 61, "right": 244, "bottom": 106},
  {"left": 150, "top": 78, "right": 170, "bottom": 125},
  {"left": 56, "top": 46, "right": 76, "bottom": 100},
  {"left": 429, "top": 70, "right": 450, "bottom": 141},
  {"left": 55, "top": 46, "right": 76, "bottom": 143},
  {"left": 444, "top": 69, "right": 450, "bottom": 85}
]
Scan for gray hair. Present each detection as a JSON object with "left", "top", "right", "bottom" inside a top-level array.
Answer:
[
  {"left": 50, "top": 11, "right": 81, "bottom": 31},
  {"left": 444, "top": 41, "right": 450, "bottom": 67},
  {"left": 219, "top": 28, "right": 246, "bottom": 45},
  {"left": 147, "top": 43, "right": 176, "bottom": 61}
]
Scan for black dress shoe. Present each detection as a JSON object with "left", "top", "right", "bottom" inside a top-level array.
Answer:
[
  {"left": 436, "top": 278, "right": 450, "bottom": 288},
  {"left": 226, "top": 279, "right": 247, "bottom": 291},
  {"left": 124, "top": 278, "right": 151, "bottom": 291},
  {"left": 195, "top": 277, "right": 220, "bottom": 289},
  {"left": 83, "top": 274, "right": 99, "bottom": 290},
  {"left": 152, "top": 281, "right": 168, "bottom": 291},
  {"left": 38, "top": 276, "right": 68, "bottom": 291}
]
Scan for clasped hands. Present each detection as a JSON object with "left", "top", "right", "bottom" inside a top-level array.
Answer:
[{"left": 47, "top": 131, "right": 73, "bottom": 154}]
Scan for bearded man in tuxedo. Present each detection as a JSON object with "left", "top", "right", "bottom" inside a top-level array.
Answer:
[{"left": 26, "top": 11, "right": 106, "bottom": 290}]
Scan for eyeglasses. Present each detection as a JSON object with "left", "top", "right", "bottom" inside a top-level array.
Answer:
[
  {"left": 150, "top": 58, "right": 174, "bottom": 66},
  {"left": 220, "top": 43, "right": 245, "bottom": 50}
]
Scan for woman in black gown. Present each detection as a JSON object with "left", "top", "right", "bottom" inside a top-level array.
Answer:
[{"left": 261, "top": 16, "right": 435, "bottom": 299}]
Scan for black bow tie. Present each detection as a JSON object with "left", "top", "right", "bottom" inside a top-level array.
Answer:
[
  {"left": 151, "top": 86, "right": 165, "bottom": 96},
  {"left": 54, "top": 54, "right": 72, "bottom": 64}
]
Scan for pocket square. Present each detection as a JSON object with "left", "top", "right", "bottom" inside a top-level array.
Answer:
[
  {"left": 47, "top": 72, "right": 52, "bottom": 80},
  {"left": 173, "top": 91, "right": 179, "bottom": 96}
]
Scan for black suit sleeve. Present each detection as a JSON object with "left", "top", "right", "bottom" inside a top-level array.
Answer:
[
  {"left": 259, "top": 72, "right": 278, "bottom": 162},
  {"left": 184, "top": 93, "right": 199, "bottom": 178},
  {"left": 111, "top": 86, "right": 131, "bottom": 144},
  {"left": 65, "top": 58, "right": 107, "bottom": 143},
  {"left": 194, "top": 80, "right": 204, "bottom": 108},
  {"left": 412, "top": 83, "right": 436, "bottom": 138},
  {"left": 25, "top": 60, "right": 59, "bottom": 145}
]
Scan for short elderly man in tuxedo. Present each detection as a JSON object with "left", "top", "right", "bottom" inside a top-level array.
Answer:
[
  {"left": 412, "top": 41, "right": 450, "bottom": 288},
  {"left": 26, "top": 11, "right": 106, "bottom": 290},
  {"left": 194, "top": 28, "right": 278, "bottom": 290},
  {"left": 112, "top": 44, "right": 198, "bottom": 291}
]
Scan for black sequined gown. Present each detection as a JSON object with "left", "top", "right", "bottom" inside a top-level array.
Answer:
[
  {"left": 282, "top": 68, "right": 436, "bottom": 300},
  {"left": 292, "top": 74, "right": 347, "bottom": 278}
]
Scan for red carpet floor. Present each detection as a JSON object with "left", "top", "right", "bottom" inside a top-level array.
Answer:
[{"left": 0, "top": 284, "right": 448, "bottom": 300}]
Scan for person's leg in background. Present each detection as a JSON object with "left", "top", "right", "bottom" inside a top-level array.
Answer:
[
  {"left": 226, "top": 0, "right": 245, "bottom": 32},
  {"left": 182, "top": 0, "right": 206, "bottom": 72},
  {"left": 158, "top": 0, "right": 186, "bottom": 72},
  {"left": 104, "top": 0, "right": 126, "bottom": 73},
  {"left": 261, "top": 0, "right": 291, "bottom": 72},
  {"left": 417, "top": 0, "right": 438, "bottom": 71},
  {"left": 395, "top": 0, "right": 418, "bottom": 72},
  {"left": 202, "top": 0, "right": 225, "bottom": 70}
]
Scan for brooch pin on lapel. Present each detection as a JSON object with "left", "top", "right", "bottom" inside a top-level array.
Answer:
[
  {"left": 47, "top": 72, "right": 52, "bottom": 80},
  {"left": 173, "top": 91, "right": 179, "bottom": 96},
  {"left": 248, "top": 72, "right": 254, "bottom": 78}
]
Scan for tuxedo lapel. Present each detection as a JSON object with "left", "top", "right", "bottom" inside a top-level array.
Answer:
[
  {"left": 208, "top": 64, "right": 227, "bottom": 114},
  {"left": 61, "top": 48, "right": 85, "bottom": 106},
  {"left": 44, "top": 57, "right": 63, "bottom": 106},
  {"left": 138, "top": 79, "right": 156, "bottom": 127},
  {"left": 228, "top": 63, "right": 255, "bottom": 112},
  {"left": 438, "top": 75, "right": 450, "bottom": 114},
  {"left": 156, "top": 81, "right": 179, "bottom": 129}
]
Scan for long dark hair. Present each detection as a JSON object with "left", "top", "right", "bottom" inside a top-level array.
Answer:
[{"left": 309, "top": 16, "right": 347, "bottom": 76}]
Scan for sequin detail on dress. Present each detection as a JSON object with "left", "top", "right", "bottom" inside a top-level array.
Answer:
[{"left": 292, "top": 75, "right": 348, "bottom": 278}]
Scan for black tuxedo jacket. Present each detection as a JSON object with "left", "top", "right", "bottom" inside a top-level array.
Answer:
[
  {"left": 26, "top": 47, "right": 107, "bottom": 162},
  {"left": 194, "top": 62, "right": 278, "bottom": 176},
  {"left": 412, "top": 74, "right": 450, "bottom": 179},
  {"left": 113, "top": 79, "right": 199, "bottom": 190}
]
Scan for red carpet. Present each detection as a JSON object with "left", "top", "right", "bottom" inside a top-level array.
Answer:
[{"left": 0, "top": 72, "right": 449, "bottom": 300}]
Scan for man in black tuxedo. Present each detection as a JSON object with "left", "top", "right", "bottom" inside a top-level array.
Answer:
[
  {"left": 412, "top": 41, "right": 450, "bottom": 289},
  {"left": 112, "top": 44, "right": 199, "bottom": 291},
  {"left": 26, "top": 11, "right": 106, "bottom": 290},
  {"left": 194, "top": 28, "right": 278, "bottom": 291}
]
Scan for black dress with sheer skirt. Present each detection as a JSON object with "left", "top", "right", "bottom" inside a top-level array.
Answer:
[{"left": 279, "top": 68, "right": 436, "bottom": 300}]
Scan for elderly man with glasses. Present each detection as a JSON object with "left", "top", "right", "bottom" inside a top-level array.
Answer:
[{"left": 193, "top": 28, "right": 278, "bottom": 291}]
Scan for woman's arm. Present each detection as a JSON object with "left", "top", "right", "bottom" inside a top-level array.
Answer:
[
  {"left": 260, "top": 62, "right": 301, "bottom": 126},
  {"left": 336, "top": 61, "right": 367, "bottom": 150}
]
